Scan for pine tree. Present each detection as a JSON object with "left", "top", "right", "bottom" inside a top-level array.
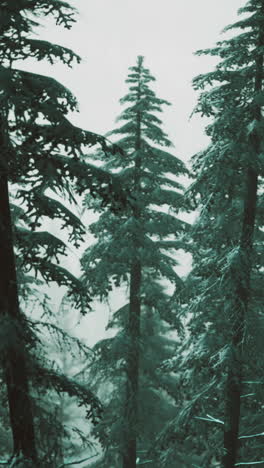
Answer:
[
  {"left": 81, "top": 56, "right": 189, "bottom": 468},
  {"left": 155, "top": 2, "right": 264, "bottom": 467},
  {"left": 193, "top": 2, "right": 264, "bottom": 466},
  {"left": 0, "top": 1, "right": 127, "bottom": 464}
]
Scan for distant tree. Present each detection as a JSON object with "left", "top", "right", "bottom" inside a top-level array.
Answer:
[
  {"left": 81, "top": 56, "right": 189, "bottom": 468},
  {"left": 45, "top": 295, "right": 100, "bottom": 466},
  {"left": 0, "top": 0, "right": 127, "bottom": 464}
]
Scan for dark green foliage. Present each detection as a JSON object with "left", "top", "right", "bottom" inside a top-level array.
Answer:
[
  {"left": 0, "top": 0, "right": 129, "bottom": 312},
  {"left": 0, "top": 0, "right": 129, "bottom": 463},
  {"left": 88, "top": 301, "right": 180, "bottom": 468},
  {"left": 0, "top": 286, "right": 103, "bottom": 467},
  {"left": 81, "top": 56, "right": 189, "bottom": 467},
  {"left": 154, "top": 1, "right": 264, "bottom": 467}
]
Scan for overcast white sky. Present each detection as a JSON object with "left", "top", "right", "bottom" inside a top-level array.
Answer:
[
  {"left": 32, "top": 0, "right": 245, "bottom": 162},
  {"left": 27, "top": 0, "right": 247, "bottom": 343}
]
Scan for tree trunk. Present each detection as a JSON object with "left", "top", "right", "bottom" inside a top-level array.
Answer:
[
  {"left": 123, "top": 58, "right": 143, "bottom": 468},
  {"left": 222, "top": 26, "right": 264, "bottom": 468},
  {"left": 123, "top": 258, "right": 142, "bottom": 468},
  {"left": 0, "top": 115, "right": 37, "bottom": 463}
]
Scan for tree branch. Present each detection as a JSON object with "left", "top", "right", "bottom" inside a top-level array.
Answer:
[
  {"left": 235, "top": 462, "right": 264, "bottom": 466},
  {"left": 58, "top": 453, "right": 99, "bottom": 467}
]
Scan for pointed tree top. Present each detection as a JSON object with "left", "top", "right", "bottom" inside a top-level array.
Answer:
[{"left": 137, "top": 55, "right": 145, "bottom": 66}]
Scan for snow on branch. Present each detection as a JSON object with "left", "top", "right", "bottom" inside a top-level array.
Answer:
[
  {"left": 58, "top": 453, "right": 99, "bottom": 467},
  {"left": 235, "top": 461, "right": 264, "bottom": 466},
  {"left": 194, "top": 414, "right": 224, "bottom": 425},
  {"left": 239, "top": 432, "right": 264, "bottom": 440}
]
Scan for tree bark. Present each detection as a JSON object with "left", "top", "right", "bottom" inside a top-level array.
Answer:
[
  {"left": 123, "top": 258, "right": 141, "bottom": 468},
  {"left": 222, "top": 26, "right": 264, "bottom": 468},
  {"left": 122, "top": 58, "right": 143, "bottom": 468},
  {"left": 0, "top": 115, "right": 37, "bottom": 463}
]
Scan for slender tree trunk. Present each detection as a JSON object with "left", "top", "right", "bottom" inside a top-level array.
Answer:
[
  {"left": 0, "top": 115, "right": 37, "bottom": 463},
  {"left": 222, "top": 26, "right": 264, "bottom": 468},
  {"left": 123, "top": 61, "right": 143, "bottom": 468},
  {"left": 123, "top": 259, "right": 141, "bottom": 468}
]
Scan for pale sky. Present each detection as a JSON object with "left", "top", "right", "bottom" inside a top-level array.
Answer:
[
  {"left": 30, "top": 0, "right": 245, "bottom": 161},
  {"left": 23, "top": 0, "right": 246, "bottom": 344}
]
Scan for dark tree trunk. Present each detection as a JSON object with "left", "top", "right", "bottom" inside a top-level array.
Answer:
[
  {"left": 123, "top": 258, "right": 141, "bottom": 468},
  {"left": 0, "top": 115, "right": 37, "bottom": 463},
  {"left": 222, "top": 26, "right": 264, "bottom": 468},
  {"left": 122, "top": 59, "right": 143, "bottom": 468}
]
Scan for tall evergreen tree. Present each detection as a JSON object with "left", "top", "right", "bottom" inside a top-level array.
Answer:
[
  {"left": 192, "top": 2, "right": 264, "bottom": 466},
  {"left": 155, "top": 2, "right": 264, "bottom": 467},
  {"left": 81, "top": 56, "right": 189, "bottom": 468},
  {"left": 0, "top": 1, "right": 127, "bottom": 464}
]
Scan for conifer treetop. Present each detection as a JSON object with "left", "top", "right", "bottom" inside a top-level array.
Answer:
[
  {"left": 82, "top": 55, "right": 189, "bottom": 298},
  {"left": 111, "top": 55, "right": 172, "bottom": 150}
]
